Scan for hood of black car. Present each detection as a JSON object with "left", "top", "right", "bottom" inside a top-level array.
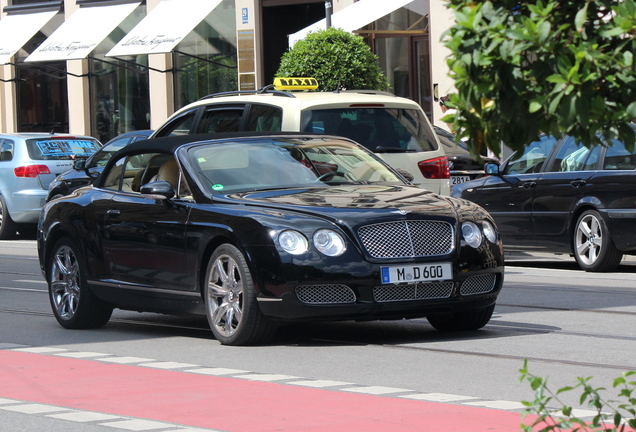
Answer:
[{"left": 222, "top": 185, "right": 460, "bottom": 221}]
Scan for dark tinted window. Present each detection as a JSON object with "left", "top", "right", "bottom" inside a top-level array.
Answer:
[
  {"left": 0, "top": 140, "right": 14, "bottom": 162},
  {"left": 155, "top": 110, "right": 197, "bottom": 137},
  {"left": 26, "top": 138, "right": 101, "bottom": 160},
  {"left": 505, "top": 135, "right": 558, "bottom": 175},
  {"left": 197, "top": 108, "right": 243, "bottom": 133},
  {"left": 245, "top": 105, "right": 282, "bottom": 131},
  {"left": 603, "top": 140, "right": 636, "bottom": 170},
  {"left": 301, "top": 108, "right": 438, "bottom": 152},
  {"left": 548, "top": 137, "right": 600, "bottom": 172}
]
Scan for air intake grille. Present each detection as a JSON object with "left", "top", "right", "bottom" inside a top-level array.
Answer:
[
  {"left": 296, "top": 284, "right": 356, "bottom": 304},
  {"left": 460, "top": 274, "right": 496, "bottom": 295},
  {"left": 358, "top": 221, "right": 453, "bottom": 258},
  {"left": 373, "top": 282, "right": 454, "bottom": 302}
]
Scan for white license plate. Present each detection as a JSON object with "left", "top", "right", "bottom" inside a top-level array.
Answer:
[
  {"left": 381, "top": 263, "right": 452, "bottom": 284},
  {"left": 451, "top": 175, "right": 471, "bottom": 185}
]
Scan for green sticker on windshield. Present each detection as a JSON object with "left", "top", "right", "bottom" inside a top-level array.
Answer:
[{"left": 212, "top": 184, "right": 224, "bottom": 191}]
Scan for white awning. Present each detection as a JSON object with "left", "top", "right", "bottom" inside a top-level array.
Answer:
[
  {"left": 25, "top": 2, "right": 140, "bottom": 62},
  {"left": 106, "top": 0, "right": 222, "bottom": 57},
  {"left": 288, "top": 0, "right": 415, "bottom": 47},
  {"left": 0, "top": 10, "right": 58, "bottom": 65}
]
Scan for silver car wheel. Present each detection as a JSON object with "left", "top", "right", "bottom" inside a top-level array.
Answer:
[
  {"left": 50, "top": 245, "right": 81, "bottom": 320},
  {"left": 575, "top": 213, "right": 602, "bottom": 266},
  {"left": 206, "top": 253, "right": 244, "bottom": 338}
]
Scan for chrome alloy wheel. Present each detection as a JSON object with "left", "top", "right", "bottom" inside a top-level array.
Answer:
[
  {"left": 575, "top": 213, "right": 603, "bottom": 266},
  {"left": 206, "top": 253, "right": 244, "bottom": 338},
  {"left": 50, "top": 245, "right": 81, "bottom": 320}
]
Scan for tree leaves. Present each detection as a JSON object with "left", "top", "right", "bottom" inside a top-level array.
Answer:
[{"left": 443, "top": 0, "right": 636, "bottom": 156}]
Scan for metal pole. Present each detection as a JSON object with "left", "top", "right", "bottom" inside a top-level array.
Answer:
[{"left": 325, "top": 1, "right": 332, "bottom": 28}]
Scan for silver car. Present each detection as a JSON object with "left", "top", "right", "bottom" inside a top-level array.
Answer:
[{"left": 0, "top": 133, "right": 101, "bottom": 239}]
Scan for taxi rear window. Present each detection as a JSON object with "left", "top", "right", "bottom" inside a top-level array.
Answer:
[
  {"left": 300, "top": 108, "right": 438, "bottom": 153},
  {"left": 26, "top": 138, "right": 101, "bottom": 160}
]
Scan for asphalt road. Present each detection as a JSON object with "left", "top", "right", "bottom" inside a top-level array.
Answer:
[{"left": 1, "top": 239, "right": 635, "bottom": 431}]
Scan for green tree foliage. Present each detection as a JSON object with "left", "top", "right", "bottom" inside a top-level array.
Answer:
[
  {"left": 276, "top": 27, "right": 389, "bottom": 92},
  {"left": 442, "top": 0, "right": 636, "bottom": 158}
]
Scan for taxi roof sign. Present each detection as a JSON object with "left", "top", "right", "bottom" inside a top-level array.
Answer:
[{"left": 273, "top": 77, "right": 318, "bottom": 91}]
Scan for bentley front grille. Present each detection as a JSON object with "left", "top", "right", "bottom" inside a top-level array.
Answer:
[
  {"left": 296, "top": 284, "right": 356, "bottom": 304},
  {"left": 358, "top": 220, "right": 454, "bottom": 258},
  {"left": 459, "top": 274, "right": 497, "bottom": 295},
  {"left": 373, "top": 282, "right": 454, "bottom": 302}
]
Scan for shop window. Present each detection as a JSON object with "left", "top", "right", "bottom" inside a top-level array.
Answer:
[
  {"left": 89, "top": 4, "right": 148, "bottom": 143},
  {"left": 174, "top": 2, "right": 238, "bottom": 108}
]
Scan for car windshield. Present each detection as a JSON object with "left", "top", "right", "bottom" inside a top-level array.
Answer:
[
  {"left": 186, "top": 138, "right": 403, "bottom": 194},
  {"left": 26, "top": 138, "right": 101, "bottom": 161},
  {"left": 300, "top": 108, "right": 438, "bottom": 153}
]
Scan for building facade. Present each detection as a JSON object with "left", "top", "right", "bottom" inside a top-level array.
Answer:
[{"left": 0, "top": 0, "right": 455, "bottom": 143}]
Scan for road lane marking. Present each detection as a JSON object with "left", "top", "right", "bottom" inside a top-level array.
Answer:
[
  {"left": 96, "top": 356, "right": 154, "bottom": 364},
  {"left": 401, "top": 393, "right": 479, "bottom": 402},
  {"left": 48, "top": 411, "right": 122, "bottom": 422},
  {"left": 99, "top": 419, "right": 177, "bottom": 430},
  {"left": 341, "top": 386, "right": 411, "bottom": 395},
  {"left": 1, "top": 403, "right": 69, "bottom": 414},
  {"left": 186, "top": 367, "right": 248, "bottom": 376},
  {"left": 138, "top": 361, "right": 198, "bottom": 369}
]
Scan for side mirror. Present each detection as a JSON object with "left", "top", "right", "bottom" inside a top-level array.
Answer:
[
  {"left": 485, "top": 163, "right": 500, "bottom": 176},
  {"left": 73, "top": 159, "right": 86, "bottom": 170},
  {"left": 395, "top": 168, "right": 414, "bottom": 183},
  {"left": 140, "top": 181, "right": 175, "bottom": 199}
]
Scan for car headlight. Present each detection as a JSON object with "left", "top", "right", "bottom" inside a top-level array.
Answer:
[
  {"left": 461, "top": 221, "right": 483, "bottom": 248},
  {"left": 482, "top": 220, "right": 497, "bottom": 244},
  {"left": 278, "top": 230, "right": 309, "bottom": 255},
  {"left": 313, "top": 229, "right": 346, "bottom": 256}
]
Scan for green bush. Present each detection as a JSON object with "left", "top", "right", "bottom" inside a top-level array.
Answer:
[
  {"left": 520, "top": 360, "right": 636, "bottom": 431},
  {"left": 276, "top": 27, "right": 389, "bottom": 92}
]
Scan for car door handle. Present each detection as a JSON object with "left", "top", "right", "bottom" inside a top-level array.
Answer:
[
  {"left": 106, "top": 209, "right": 121, "bottom": 217},
  {"left": 570, "top": 179, "right": 586, "bottom": 187},
  {"left": 522, "top": 181, "right": 537, "bottom": 189}
]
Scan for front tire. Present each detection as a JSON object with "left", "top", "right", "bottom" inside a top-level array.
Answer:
[
  {"left": 573, "top": 210, "right": 622, "bottom": 272},
  {"left": 48, "top": 237, "right": 112, "bottom": 329},
  {"left": 204, "top": 244, "right": 276, "bottom": 345},
  {"left": 0, "top": 194, "right": 17, "bottom": 240},
  {"left": 427, "top": 304, "right": 495, "bottom": 332}
]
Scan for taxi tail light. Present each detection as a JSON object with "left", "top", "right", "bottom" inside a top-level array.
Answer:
[
  {"left": 14, "top": 165, "right": 51, "bottom": 178},
  {"left": 418, "top": 156, "right": 450, "bottom": 179}
]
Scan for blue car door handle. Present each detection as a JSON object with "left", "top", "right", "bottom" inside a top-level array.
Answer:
[
  {"left": 570, "top": 179, "right": 586, "bottom": 187},
  {"left": 106, "top": 209, "right": 121, "bottom": 216}
]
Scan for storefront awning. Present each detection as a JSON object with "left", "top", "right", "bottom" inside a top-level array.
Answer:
[
  {"left": 0, "top": 10, "right": 58, "bottom": 65},
  {"left": 288, "top": 0, "right": 416, "bottom": 47},
  {"left": 106, "top": 0, "right": 222, "bottom": 57},
  {"left": 25, "top": 2, "right": 140, "bottom": 62}
]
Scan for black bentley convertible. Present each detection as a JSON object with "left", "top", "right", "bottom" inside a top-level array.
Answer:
[{"left": 38, "top": 132, "right": 504, "bottom": 345}]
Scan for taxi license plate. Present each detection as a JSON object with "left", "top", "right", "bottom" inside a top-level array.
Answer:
[
  {"left": 381, "top": 263, "right": 452, "bottom": 284},
  {"left": 451, "top": 175, "right": 471, "bottom": 185}
]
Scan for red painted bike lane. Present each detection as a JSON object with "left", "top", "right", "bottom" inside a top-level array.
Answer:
[{"left": 0, "top": 350, "right": 528, "bottom": 431}]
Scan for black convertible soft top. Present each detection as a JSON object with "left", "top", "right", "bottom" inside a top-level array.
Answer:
[{"left": 96, "top": 131, "right": 329, "bottom": 188}]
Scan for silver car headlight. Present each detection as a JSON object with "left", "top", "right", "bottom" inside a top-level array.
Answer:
[
  {"left": 461, "top": 221, "right": 483, "bottom": 248},
  {"left": 278, "top": 230, "right": 309, "bottom": 255},
  {"left": 482, "top": 220, "right": 498, "bottom": 244},
  {"left": 313, "top": 229, "right": 346, "bottom": 256}
]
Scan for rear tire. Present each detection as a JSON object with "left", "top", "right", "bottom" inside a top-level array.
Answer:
[
  {"left": 0, "top": 194, "right": 17, "bottom": 240},
  {"left": 573, "top": 210, "right": 622, "bottom": 272},
  {"left": 204, "top": 244, "right": 276, "bottom": 345},
  {"left": 427, "top": 304, "right": 495, "bottom": 332},
  {"left": 48, "top": 237, "right": 112, "bottom": 329}
]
